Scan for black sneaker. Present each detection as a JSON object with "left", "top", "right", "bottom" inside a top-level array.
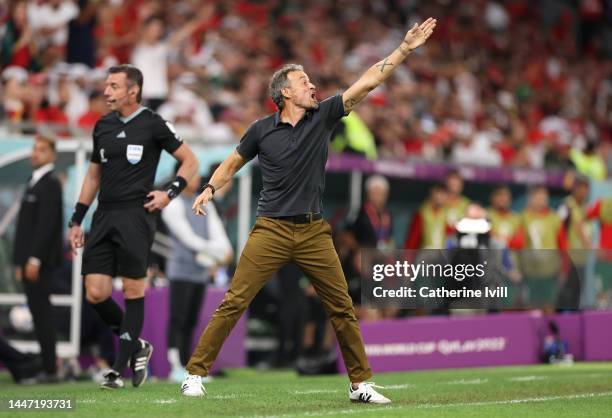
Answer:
[
  {"left": 100, "top": 369, "right": 124, "bottom": 389},
  {"left": 130, "top": 339, "right": 153, "bottom": 388}
]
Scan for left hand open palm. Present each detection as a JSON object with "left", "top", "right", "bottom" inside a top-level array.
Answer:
[{"left": 403, "top": 18, "right": 437, "bottom": 51}]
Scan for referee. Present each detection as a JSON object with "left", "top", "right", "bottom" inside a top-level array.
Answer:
[
  {"left": 182, "top": 19, "right": 436, "bottom": 403},
  {"left": 68, "top": 64, "right": 198, "bottom": 389}
]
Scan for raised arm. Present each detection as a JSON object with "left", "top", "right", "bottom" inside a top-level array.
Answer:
[
  {"left": 192, "top": 150, "right": 247, "bottom": 216},
  {"left": 167, "top": 3, "right": 214, "bottom": 48},
  {"left": 342, "top": 17, "right": 437, "bottom": 113}
]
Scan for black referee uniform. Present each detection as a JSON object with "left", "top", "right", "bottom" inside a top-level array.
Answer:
[{"left": 82, "top": 107, "right": 183, "bottom": 278}]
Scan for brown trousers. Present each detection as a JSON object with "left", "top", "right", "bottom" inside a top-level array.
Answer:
[{"left": 186, "top": 217, "right": 373, "bottom": 382}]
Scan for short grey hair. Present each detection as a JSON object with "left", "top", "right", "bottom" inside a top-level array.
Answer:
[
  {"left": 269, "top": 64, "right": 304, "bottom": 110},
  {"left": 365, "top": 175, "right": 390, "bottom": 192}
]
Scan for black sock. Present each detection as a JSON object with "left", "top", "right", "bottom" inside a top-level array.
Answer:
[
  {"left": 112, "top": 297, "right": 145, "bottom": 374},
  {"left": 91, "top": 297, "right": 124, "bottom": 336}
]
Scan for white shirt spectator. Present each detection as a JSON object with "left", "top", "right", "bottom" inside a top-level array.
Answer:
[
  {"left": 63, "top": 82, "right": 89, "bottom": 125},
  {"left": 61, "top": 64, "right": 91, "bottom": 125},
  {"left": 131, "top": 42, "right": 169, "bottom": 100},
  {"left": 157, "top": 82, "right": 234, "bottom": 144},
  {"left": 161, "top": 197, "right": 232, "bottom": 266},
  {"left": 28, "top": 0, "right": 78, "bottom": 47},
  {"left": 451, "top": 132, "right": 502, "bottom": 166}
]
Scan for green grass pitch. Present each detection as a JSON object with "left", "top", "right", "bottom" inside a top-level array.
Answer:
[{"left": 1, "top": 363, "right": 612, "bottom": 417}]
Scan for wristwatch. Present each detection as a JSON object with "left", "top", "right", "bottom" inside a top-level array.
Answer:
[{"left": 202, "top": 183, "right": 216, "bottom": 195}]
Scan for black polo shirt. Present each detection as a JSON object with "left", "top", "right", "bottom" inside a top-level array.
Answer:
[
  {"left": 236, "top": 94, "right": 346, "bottom": 217},
  {"left": 91, "top": 107, "right": 183, "bottom": 204}
]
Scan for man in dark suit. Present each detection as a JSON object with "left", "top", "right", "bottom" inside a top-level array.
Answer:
[{"left": 13, "top": 134, "right": 64, "bottom": 381}]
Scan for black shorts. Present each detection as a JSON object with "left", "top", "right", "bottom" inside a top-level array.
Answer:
[{"left": 82, "top": 206, "right": 156, "bottom": 279}]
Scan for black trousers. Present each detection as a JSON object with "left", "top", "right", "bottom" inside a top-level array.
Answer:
[
  {"left": 22, "top": 266, "right": 57, "bottom": 374},
  {"left": 167, "top": 280, "right": 206, "bottom": 365}
]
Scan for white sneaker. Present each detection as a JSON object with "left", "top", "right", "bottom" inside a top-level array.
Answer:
[
  {"left": 181, "top": 374, "right": 206, "bottom": 397},
  {"left": 349, "top": 382, "right": 391, "bottom": 404}
]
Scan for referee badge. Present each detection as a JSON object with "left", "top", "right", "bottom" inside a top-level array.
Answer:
[{"left": 126, "top": 144, "right": 144, "bottom": 164}]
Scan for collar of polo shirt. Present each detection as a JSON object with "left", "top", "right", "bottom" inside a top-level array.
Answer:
[{"left": 273, "top": 108, "right": 315, "bottom": 126}]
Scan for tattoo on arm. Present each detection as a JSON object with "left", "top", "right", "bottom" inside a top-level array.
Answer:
[
  {"left": 344, "top": 98, "right": 357, "bottom": 111},
  {"left": 375, "top": 58, "right": 394, "bottom": 73}
]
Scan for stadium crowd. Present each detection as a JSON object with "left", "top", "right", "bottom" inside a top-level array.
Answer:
[
  {"left": 2, "top": 0, "right": 612, "bottom": 382},
  {"left": 1, "top": 0, "right": 611, "bottom": 176}
]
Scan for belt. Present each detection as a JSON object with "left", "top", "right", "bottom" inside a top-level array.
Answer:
[
  {"left": 98, "top": 198, "right": 146, "bottom": 210},
  {"left": 270, "top": 212, "right": 323, "bottom": 224}
]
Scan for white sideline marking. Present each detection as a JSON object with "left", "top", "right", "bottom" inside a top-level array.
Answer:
[
  {"left": 292, "top": 389, "right": 340, "bottom": 395},
  {"left": 253, "top": 391, "right": 612, "bottom": 418},
  {"left": 509, "top": 375, "right": 548, "bottom": 382},
  {"left": 210, "top": 394, "right": 242, "bottom": 400},
  {"left": 419, "top": 391, "right": 612, "bottom": 409},
  {"left": 153, "top": 399, "right": 177, "bottom": 404},
  {"left": 384, "top": 384, "right": 413, "bottom": 390},
  {"left": 79, "top": 399, "right": 96, "bottom": 404},
  {"left": 447, "top": 378, "right": 488, "bottom": 385}
]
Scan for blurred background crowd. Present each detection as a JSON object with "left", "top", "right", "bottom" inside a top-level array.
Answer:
[
  {"left": 1, "top": 0, "right": 612, "bottom": 176},
  {"left": 2, "top": 0, "right": 612, "bottom": 382}
]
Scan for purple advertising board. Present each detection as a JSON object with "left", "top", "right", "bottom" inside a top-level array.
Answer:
[
  {"left": 113, "top": 286, "right": 245, "bottom": 377},
  {"left": 584, "top": 311, "right": 612, "bottom": 360},
  {"left": 340, "top": 312, "right": 540, "bottom": 373},
  {"left": 547, "top": 312, "right": 584, "bottom": 361},
  {"left": 337, "top": 311, "right": 610, "bottom": 374},
  {"left": 324, "top": 154, "right": 566, "bottom": 188}
]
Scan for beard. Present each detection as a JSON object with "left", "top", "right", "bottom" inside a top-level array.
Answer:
[
  {"left": 306, "top": 101, "right": 319, "bottom": 110},
  {"left": 302, "top": 96, "right": 319, "bottom": 110}
]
